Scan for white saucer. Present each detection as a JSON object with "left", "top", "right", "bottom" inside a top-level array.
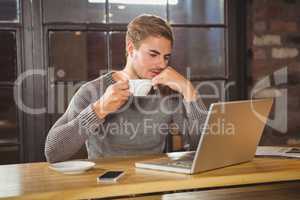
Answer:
[{"left": 49, "top": 161, "right": 96, "bottom": 174}]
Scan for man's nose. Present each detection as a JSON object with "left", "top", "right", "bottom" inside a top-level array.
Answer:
[{"left": 157, "top": 57, "right": 167, "bottom": 69}]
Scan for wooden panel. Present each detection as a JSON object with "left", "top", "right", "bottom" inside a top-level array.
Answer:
[{"left": 122, "top": 181, "right": 300, "bottom": 200}]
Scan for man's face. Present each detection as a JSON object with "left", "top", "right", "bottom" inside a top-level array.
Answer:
[{"left": 130, "top": 36, "right": 172, "bottom": 79}]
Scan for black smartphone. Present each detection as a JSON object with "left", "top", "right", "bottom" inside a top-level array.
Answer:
[{"left": 97, "top": 171, "right": 125, "bottom": 183}]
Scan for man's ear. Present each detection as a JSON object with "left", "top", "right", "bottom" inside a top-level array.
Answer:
[{"left": 127, "top": 39, "right": 134, "bottom": 57}]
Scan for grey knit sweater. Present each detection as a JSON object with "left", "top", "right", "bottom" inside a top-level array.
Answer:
[{"left": 45, "top": 72, "right": 207, "bottom": 163}]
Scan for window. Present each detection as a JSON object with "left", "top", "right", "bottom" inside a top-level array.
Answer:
[
  {"left": 0, "top": 87, "right": 17, "bottom": 141},
  {"left": 108, "top": 0, "right": 167, "bottom": 23},
  {"left": 110, "top": 31, "right": 126, "bottom": 70},
  {"left": 169, "top": 0, "right": 224, "bottom": 24},
  {"left": 48, "top": 31, "right": 108, "bottom": 82},
  {"left": 0, "top": 0, "right": 20, "bottom": 22},
  {"left": 170, "top": 27, "right": 225, "bottom": 79},
  {"left": 43, "top": 0, "right": 106, "bottom": 23},
  {"left": 193, "top": 80, "right": 226, "bottom": 105},
  {"left": 0, "top": 31, "right": 17, "bottom": 82},
  {"left": 0, "top": 31, "right": 19, "bottom": 164}
]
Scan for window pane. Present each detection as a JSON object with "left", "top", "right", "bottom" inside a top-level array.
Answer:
[
  {"left": 109, "top": 0, "right": 167, "bottom": 23},
  {"left": 0, "top": 31, "right": 17, "bottom": 82},
  {"left": 53, "top": 82, "right": 84, "bottom": 114},
  {"left": 0, "top": 87, "right": 18, "bottom": 142},
  {"left": 110, "top": 31, "right": 126, "bottom": 70},
  {"left": 43, "top": 0, "right": 106, "bottom": 23},
  {"left": 169, "top": 0, "right": 224, "bottom": 24},
  {"left": 192, "top": 80, "right": 226, "bottom": 106},
  {"left": 86, "top": 32, "right": 108, "bottom": 79},
  {"left": 48, "top": 31, "right": 108, "bottom": 82},
  {"left": 0, "top": 87, "right": 19, "bottom": 164},
  {"left": 170, "top": 27, "right": 225, "bottom": 79},
  {"left": 0, "top": 146, "right": 19, "bottom": 164},
  {"left": 47, "top": 81, "right": 85, "bottom": 128},
  {"left": 0, "top": 0, "right": 19, "bottom": 22}
]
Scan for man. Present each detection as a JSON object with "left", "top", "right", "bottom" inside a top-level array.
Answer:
[{"left": 45, "top": 14, "right": 207, "bottom": 163}]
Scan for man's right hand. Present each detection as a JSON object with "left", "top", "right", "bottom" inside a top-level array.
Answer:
[{"left": 92, "top": 80, "right": 130, "bottom": 119}]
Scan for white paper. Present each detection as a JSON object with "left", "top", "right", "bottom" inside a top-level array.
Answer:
[{"left": 256, "top": 146, "right": 300, "bottom": 158}]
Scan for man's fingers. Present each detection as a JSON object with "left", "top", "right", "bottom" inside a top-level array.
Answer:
[
  {"left": 152, "top": 76, "right": 163, "bottom": 86},
  {"left": 114, "top": 80, "right": 129, "bottom": 90},
  {"left": 116, "top": 88, "right": 130, "bottom": 97},
  {"left": 121, "top": 89, "right": 130, "bottom": 96}
]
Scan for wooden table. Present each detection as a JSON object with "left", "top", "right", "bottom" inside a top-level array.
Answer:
[{"left": 1, "top": 154, "right": 300, "bottom": 200}]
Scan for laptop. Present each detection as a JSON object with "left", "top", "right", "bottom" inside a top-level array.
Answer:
[{"left": 135, "top": 98, "right": 273, "bottom": 174}]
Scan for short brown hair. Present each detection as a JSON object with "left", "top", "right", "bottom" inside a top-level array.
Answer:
[{"left": 126, "top": 14, "right": 174, "bottom": 52}]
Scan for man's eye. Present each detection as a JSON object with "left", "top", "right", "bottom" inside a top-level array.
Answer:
[{"left": 150, "top": 54, "right": 157, "bottom": 57}]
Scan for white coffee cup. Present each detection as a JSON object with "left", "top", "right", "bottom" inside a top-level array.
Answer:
[{"left": 129, "top": 79, "right": 153, "bottom": 96}]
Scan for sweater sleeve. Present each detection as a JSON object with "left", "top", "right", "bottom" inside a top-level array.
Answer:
[
  {"left": 45, "top": 84, "right": 105, "bottom": 163},
  {"left": 171, "top": 96, "right": 208, "bottom": 150}
]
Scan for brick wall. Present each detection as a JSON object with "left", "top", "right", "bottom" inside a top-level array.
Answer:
[{"left": 247, "top": 0, "right": 300, "bottom": 145}]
